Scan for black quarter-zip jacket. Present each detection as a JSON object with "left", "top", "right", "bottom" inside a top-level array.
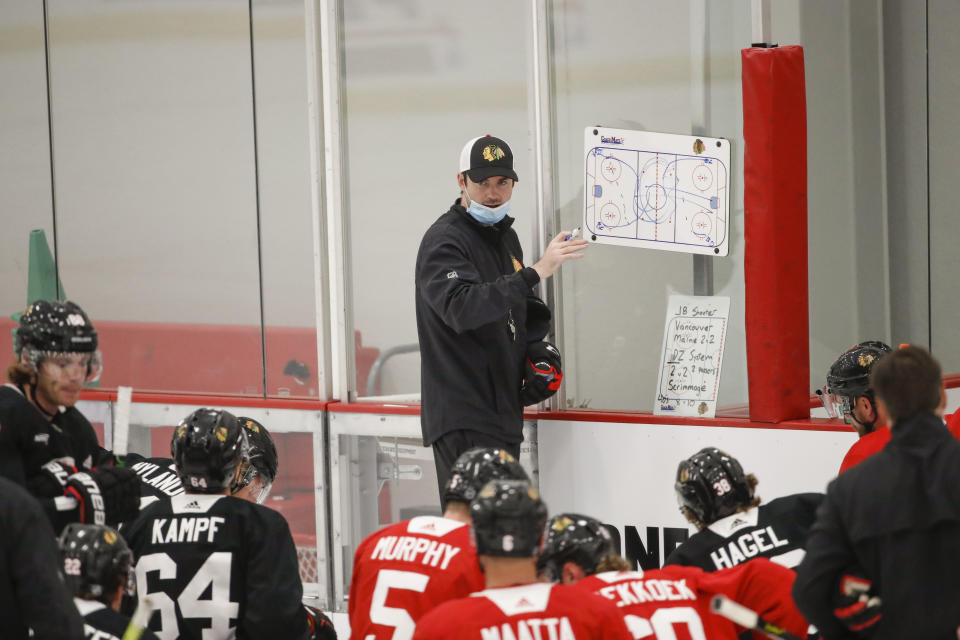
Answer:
[{"left": 415, "top": 200, "right": 542, "bottom": 446}]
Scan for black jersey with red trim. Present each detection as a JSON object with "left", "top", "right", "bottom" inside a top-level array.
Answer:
[
  {"left": 122, "top": 493, "right": 309, "bottom": 640},
  {"left": 74, "top": 598, "right": 161, "bottom": 640},
  {"left": 664, "top": 493, "right": 823, "bottom": 572}
]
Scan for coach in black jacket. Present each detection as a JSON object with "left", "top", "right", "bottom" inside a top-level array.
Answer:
[
  {"left": 415, "top": 135, "right": 586, "bottom": 503},
  {"left": 793, "top": 345, "right": 960, "bottom": 639}
]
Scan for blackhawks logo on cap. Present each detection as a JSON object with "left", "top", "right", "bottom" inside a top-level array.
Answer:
[
  {"left": 245, "top": 420, "right": 259, "bottom": 433},
  {"left": 858, "top": 353, "right": 875, "bottom": 367},
  {"left": 216, "top": 426, "right": 228, "bottom": 442},
  {"left": 498, "top": 449, "right": 516, "bottom": 463},
  {"left": 103, "top": 530, "right": 118, "bottom": 545},
  {"left": 482, "top": 145, "right": 505, "bottom": 163}
]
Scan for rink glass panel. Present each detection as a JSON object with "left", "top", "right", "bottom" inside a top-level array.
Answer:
[
  {"left": 330, "top": 417, "right": 442, "bottom": 610},
  {"left": 329, "top": 413, "right": 538, "bottom": 611},
  {"left": 339, "top": 1, "right": 533, "bottom": 399},
  {"left": 549, "top": 1, "right": 892, "bottom": 412},
  {"left": 0, "top": 0, "right": 56, "bottom": 318},
  {"left": 20, "top": 0, "right": 320, "bottom": 399},
  {"left": 251, "top": 0, "right": 321, "bottom": 400}
]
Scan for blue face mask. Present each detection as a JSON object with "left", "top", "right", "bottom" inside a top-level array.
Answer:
[{"left": 467, "top": 200, "right": 510, "bottom": 225}]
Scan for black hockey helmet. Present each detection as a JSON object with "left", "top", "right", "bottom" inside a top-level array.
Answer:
[
  {"left": 16, "top": 300, "right": 98, "bottom": 354},
  {"left": 537, "top": 513, "right": 615, "bottom": 581},
  {"left": 15, "top": 300, "right": 102, "bottom": 381},
  {"left": 827, "top": 341, "right": 892, "bottom": 399},
  {"left": 231, "top": 417, "right": 278, "bottom": 504},
  {"left": 59, "top": 523, "right": 133, "bottom": 601},
  {"left": 444, "top": 447, "right": 530, "bottom": 506},
  {"left": 172, "top": 408, "right": 247, "bottom": 493},
  {"left": 470, "top": 479, "right": 547, "bottom": 558},
  {"left": 675, "top": 447, "right": 753, "bottom": 525},
  {"left": 520, "top": 341, "right": 563, "bottom": 406}
]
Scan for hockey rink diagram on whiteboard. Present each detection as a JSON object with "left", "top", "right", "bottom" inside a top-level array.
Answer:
[{"left": 583, "top": 127, "right": 730, "bottom": 256}]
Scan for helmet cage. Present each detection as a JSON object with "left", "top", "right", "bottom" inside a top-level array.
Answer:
[
  {"left": 231, "top": 461, "right": 273, "bottom": 504},
  {"left": 22, "top": 347, "right": 103, "bottom": 384}
]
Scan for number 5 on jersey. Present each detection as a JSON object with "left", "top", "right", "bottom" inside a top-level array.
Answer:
[{"left": 367, "top": 569, "right": 429, "bottom": 640}]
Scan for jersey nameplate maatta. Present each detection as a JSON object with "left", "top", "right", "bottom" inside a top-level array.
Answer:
[
  {"left": 480, "top": 616, "right": 576, "bottom": 640},
  {"left": 475, "top": 583, "right": 576, "bottom": 640}
]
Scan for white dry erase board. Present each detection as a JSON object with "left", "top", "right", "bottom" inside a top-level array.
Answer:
[
  {"left": 583, "top": 126, "right": 730, "bottom": 256},
  {"left": 654, "top": 294, "right": 730, "bottom": 417}
]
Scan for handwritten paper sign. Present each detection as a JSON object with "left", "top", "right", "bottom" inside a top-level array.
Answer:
[{"left": 654, "top": 294, "right": 730, "bottom": 418}]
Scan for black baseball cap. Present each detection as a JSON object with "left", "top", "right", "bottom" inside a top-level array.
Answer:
[{"left": 459, "top": 135, "right": 518, "bottom": 183}]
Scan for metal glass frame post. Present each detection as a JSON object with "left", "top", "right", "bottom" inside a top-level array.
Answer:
[{"left": 528, "top": 0, "right": 565, "bottom": 410}]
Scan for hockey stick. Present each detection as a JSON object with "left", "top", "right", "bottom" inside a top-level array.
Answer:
[
  {"left": 121, "top": 596, "right": 154, "bottom": 640},
  {"left": 113, "top": 385, "right": 133, "bottom": 461},
  {"left": 710, "top": 594, "right": 804, "bottom": 640}
]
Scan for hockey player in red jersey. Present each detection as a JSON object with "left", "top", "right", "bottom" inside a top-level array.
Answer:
[
  {"left": 538, "top": 512, "right": 808, "bottom": 640},
  {"left": 413, "top": 480, "right": 632, "bottom": 640},
  {"left": 825, "top": 341, "right": 893, "bottom": 473},
  {"left": 348, "top": 447, "right": 529, "bottom": 640}
]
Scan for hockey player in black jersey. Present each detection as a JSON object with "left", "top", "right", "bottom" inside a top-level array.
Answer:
[
  {"left": 664, "top": 447, "right": 822, "bottom": 572},
  {"left": 127, "top": 416, "right": 278, "bottom": 511},
  {"left": 122, "top": 408, "right": 313, "bottom": 639},
  {"left": 0, "top": 300, "right": 140, "bottom": 533},
  {"left": 59, "top": 522, "right": 161, "bottom": 640}
]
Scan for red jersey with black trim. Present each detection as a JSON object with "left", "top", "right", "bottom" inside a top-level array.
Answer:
[
  {"left": 839, "top": 409, "right": 960, "bottom": 473},
  {"left": 413, "top": 581, "right": 633, "bottom": 640},
  {"left": 576, "top": 558, "right": 807, "bottom": 640},
  {"left": 348, "top": 515, "right": 485, "bottom": 640}
]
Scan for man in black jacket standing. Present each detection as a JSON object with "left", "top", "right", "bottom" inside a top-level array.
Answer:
[
  {"left": 793, "top": 345, "right": 960, "bottom": 639},
  {"left": 415, "top": 134, "right": 586, "bottom": 504}
]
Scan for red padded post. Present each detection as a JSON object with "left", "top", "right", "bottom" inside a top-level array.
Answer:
[{"left": 741, "top": 45, "right": 809, "bottom": 422}]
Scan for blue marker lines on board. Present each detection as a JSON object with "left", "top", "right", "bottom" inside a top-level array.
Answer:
[{"left": 594, "top": 185, "right": 602, "bottom": 197}]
